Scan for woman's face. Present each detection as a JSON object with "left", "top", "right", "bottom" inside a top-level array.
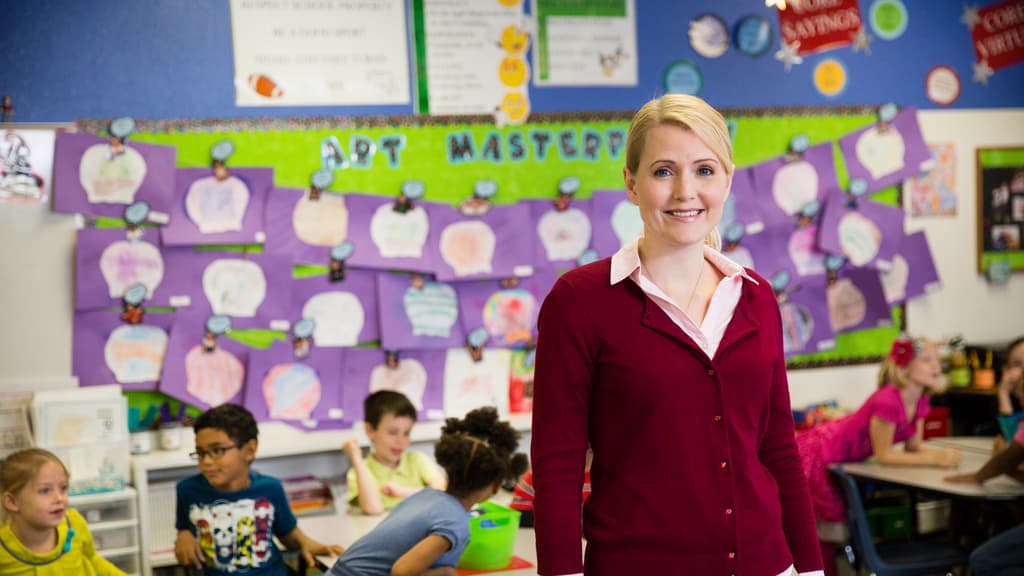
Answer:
[{"left": 624, "top": 124, "right": 731, "bottom": 251}]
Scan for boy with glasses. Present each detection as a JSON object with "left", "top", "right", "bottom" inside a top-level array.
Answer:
[{"left": 174, "top": 403, "right": 344, "bottom": 574}]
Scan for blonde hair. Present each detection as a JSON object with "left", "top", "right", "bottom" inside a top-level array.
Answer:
[
  {"left": 625, "top": 94, "right": 734, "bottom": 251},
  {"left": 877, "top": 336, "right": 935, "bottom": 389},
  {"left": 1, "top": 448, "right": 68, "bottom": 522}
]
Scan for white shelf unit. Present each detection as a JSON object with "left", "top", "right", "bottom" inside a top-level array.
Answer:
[
  {"left": 70, "top": 487, "right": 141, "bottom": 576},
  {"left": 131, "top": 416, "right": 532, "bottom": 576}
]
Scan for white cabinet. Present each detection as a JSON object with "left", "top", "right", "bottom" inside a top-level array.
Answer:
[{"left": 70, "top": 487, "right": 141, "bottom": 576}]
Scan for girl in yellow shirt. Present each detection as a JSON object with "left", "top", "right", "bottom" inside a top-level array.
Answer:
[{"left": 0, "top": 448, "right": 124, "bottom": 575}]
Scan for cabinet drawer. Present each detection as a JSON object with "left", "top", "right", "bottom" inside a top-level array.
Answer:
[
  {"left": 92, "top": 523, "right": 138, "bottom": 550},
  {"left": 76, "top": 501, "right": 135, "bottom": 524},
  {"left": 106, "top": 550, "right": 139, "bottom": 576}
]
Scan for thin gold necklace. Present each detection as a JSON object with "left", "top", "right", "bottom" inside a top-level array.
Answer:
[{"left": 686, "top": 258, "right": 705, "bottom": 316}]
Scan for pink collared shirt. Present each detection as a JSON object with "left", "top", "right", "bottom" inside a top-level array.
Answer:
[{"left": 548, "top": 238, "right": 823, "bottom": 576}]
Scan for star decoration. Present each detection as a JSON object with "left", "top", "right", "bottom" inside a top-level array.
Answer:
[
  {"left": 851, "top": 27, "right": 873, "bottom": 54},
  {"left": 961, "top": 4, "right": 980, "bottom": 29},
  {"left": 766, "top": 0, "right": 787, "bottom": 9},
  {"left": 973, "top": 60, "right": 994, "bottom": 85},
  {"left": 775, "top": 41, "right": 803, "bottom": 72},
  {"left": 493, "top": 108, "right": 509, "bottom": 129}
]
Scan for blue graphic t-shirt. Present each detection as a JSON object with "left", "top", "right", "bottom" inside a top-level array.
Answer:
[{"left": 175, "top": 472, "right": 298, "bottom": 575}]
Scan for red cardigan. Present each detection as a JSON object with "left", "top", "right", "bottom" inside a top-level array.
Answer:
[{"left": 531, "top": 259, "right": 822, "bottom": 575}]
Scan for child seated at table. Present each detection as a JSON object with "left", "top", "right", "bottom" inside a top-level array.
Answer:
[
  {"left": 174, "top": 403, "right": 344, "bottom": 574},
  {"left": 327, "top": 406, "right": 529, "bottom": 576},
  {"left": 945, "top": 410, "right": 1024, "bottom": 575},
  {"left": 996, "top": 336, "right": 1024, "bottom": 418},
  {"left": 0, "top": 448, "right": 125, "bottom": 575},
  {"left": 510, "top": 448, "right": 592, "bottom": 528},
  {"left": 342, "top": 390, "right": 446, "bottom": 515},
  {"left": 796, "top": 334, "right": 962, "bottom": 576}
]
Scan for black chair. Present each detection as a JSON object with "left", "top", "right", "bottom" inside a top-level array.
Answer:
[{"left": 830, "top": 467, "right": 968, "bottom": 576}]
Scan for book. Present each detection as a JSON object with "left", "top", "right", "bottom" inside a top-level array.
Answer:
[{"left": 282, "top": 475, "right": 336, "bottom": 517}]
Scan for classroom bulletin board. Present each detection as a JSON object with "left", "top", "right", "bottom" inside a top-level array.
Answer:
[{"left": 78, "top": 106, "right": 903, "bottom": 385}]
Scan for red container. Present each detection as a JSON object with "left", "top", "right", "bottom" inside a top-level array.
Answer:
[{"left": 923, "top": 407, "right": 950, "bottom": 439}]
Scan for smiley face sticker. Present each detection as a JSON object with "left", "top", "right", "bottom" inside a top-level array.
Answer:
[
  {"left": 499, "top": 56, "right": 529, "bottom": 87},
  {"left": 499, "top": 92, "right": 531, "bottom": 125},
  {"left": 499, "top": 24, "right": 530, "bottom": 55}
]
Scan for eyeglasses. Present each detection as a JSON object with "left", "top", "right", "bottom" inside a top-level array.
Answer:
[{"left": 189, "top": 444, "right": 240, "bottom": 462}]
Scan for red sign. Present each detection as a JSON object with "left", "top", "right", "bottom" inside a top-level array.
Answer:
[
  {"left": 777, "top": 0, "right": 863, "bottom": 55},
  {"left": 971, "top": 0, "right": 1024, "bottom": 70}
]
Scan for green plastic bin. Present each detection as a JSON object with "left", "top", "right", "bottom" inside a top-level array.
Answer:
[
  {"left": 866, "top": 504, "right": 912, "bottom": 540},
  {"left": 457, "top": 501, "right": 521, "bottom": 570}
]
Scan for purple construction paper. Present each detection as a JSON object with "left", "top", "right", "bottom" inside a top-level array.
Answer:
[
  {"left": 52, "top": 132, "right": 176, "bottom": 218},
  {"left": 158, "top": 310, "right": 251, "bottom": 410},
  {"left": 749, "top": 142, "right": 841, "bottom": 228},
  {"left": 159, "top": 248, "right": 293, "bottom": 329},
  {"left": 262, "top": 186, "right": 353, "bottom": 265},
  {"left": 839, "top": 108, "right": 931, "bottom": 193},
  {"left": 725, "top": 166, "right": 768, "bottom": 234},
  {"left": 454, "top": 271, "right": 560, "bottom": 348},
  {"left": 430, "top": 203, "right": 535, "bottom": 281},
  {"left": 590, "top": 190, "right": 639, "bottom": 258},
  {"left": 719, "top": 228, "right": 760, "bottom": 271},
  {"left": 774, "top": 274, "right": 836, "bottom": 357},
  {"left": 76, "top": 227, "right": 176, "bottom": 311},
  {"left": 818, "top": 189, "right": 905, "bottom": 270},
  {"left": 343, "top": 193, "right": 445, "bottom": 273},
  {"left": 881, "top": 231, "right": 941, "bottom": 305},
  {"left": 73, "top": 309, "right": 175, "bottom": 391},
  {"left": 340, "top": 348, "right": 447, "bottom": 423},
  {"left": 377, "top": 273, "right": 466, "bottom": 350},
  {"left": 290, "top": 269, "right": 380, "bottom": 346},
  {"left": 243, "top": 340, "right": 347, "bottom": 431},
  {"left": 746, "top": 222, "right": 828, "bottom": 281},
  {"left": 160, "top": 167, "right": 273, "bottom": 246},
  {"left": 827, "top": 267, "right": 891, "bottom": 334},
  {"left": 522, "top": 198, "right": 594, "bottom": 271}
]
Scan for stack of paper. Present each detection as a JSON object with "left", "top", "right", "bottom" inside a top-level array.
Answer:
[{"left": 31, "top": 384, "right": 130, "bottom": 494}]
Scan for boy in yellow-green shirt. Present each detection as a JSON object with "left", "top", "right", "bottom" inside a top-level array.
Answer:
[{"left": 341, "top": 391, "right": 446, "bottom": 515}]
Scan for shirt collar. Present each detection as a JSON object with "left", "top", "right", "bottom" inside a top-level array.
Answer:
[{"left": 609, "top": 236, "right": 759, "bottom": 286}]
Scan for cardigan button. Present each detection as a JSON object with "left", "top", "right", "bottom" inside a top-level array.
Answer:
[
  {"left": 725, "top": 507, "right": 734, "bottom": 516},
  {"left": 713, "top": 415, "right": 722, "bottom": 423},
  {"left": 728, "top": 552, "right": 736, "bottom": 559},
  {"left": 706, "top": 368, "right": 716, "bottom": 376},
  {"left": 720, "top": 460, "right": 728, "bottom": 470}
]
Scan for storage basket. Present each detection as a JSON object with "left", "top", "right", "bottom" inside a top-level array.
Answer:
[{"left": 457, "top": 501, "right": 521, "bottom": 570}]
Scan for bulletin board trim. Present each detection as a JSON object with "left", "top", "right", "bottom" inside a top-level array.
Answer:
[{"left": 73, "top": 105, "right": 886, "bottom": 135}]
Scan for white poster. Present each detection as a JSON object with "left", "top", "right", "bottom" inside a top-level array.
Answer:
[
  {"left": 443, "top": 347, "right": 511, "bottom": 419},
  {"left": 531, "top": 0, "right": 637, "bottom": 87},
  {"left": 1, "top": 126, "right": 61, "bottom": 205},
  {"left": 421, "top": 0, "right": 530, "bottom": 122},
  {"left": 229, "top": 0, "right": 410, "bottom": 106}
]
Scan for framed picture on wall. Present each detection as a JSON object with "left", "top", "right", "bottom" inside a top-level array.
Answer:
[
  {"left": 976, "top": 146, "right": 1024, "bottom": 275},
  {"left": 0, "top": 123, "right": 74, "bottom": 205}
]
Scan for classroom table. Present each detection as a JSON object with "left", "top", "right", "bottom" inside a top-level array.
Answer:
[
  {"left": 837, "top": 437, "right": 1024, "bottom": 501},
  {"left": 925, "top": 435, "right": 998, "bottom": 455},
  {"left": 304, "top": 490, "right": 553, "bottom": 575}
]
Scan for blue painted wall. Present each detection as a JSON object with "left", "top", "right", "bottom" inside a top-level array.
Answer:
[{"left": 1, "top": 0, "right": 1021, "bottom": 122}]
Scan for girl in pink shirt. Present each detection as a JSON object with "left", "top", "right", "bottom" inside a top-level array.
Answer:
[{"left": 796, "top": 336, "right": 961, "bottom": 575}]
